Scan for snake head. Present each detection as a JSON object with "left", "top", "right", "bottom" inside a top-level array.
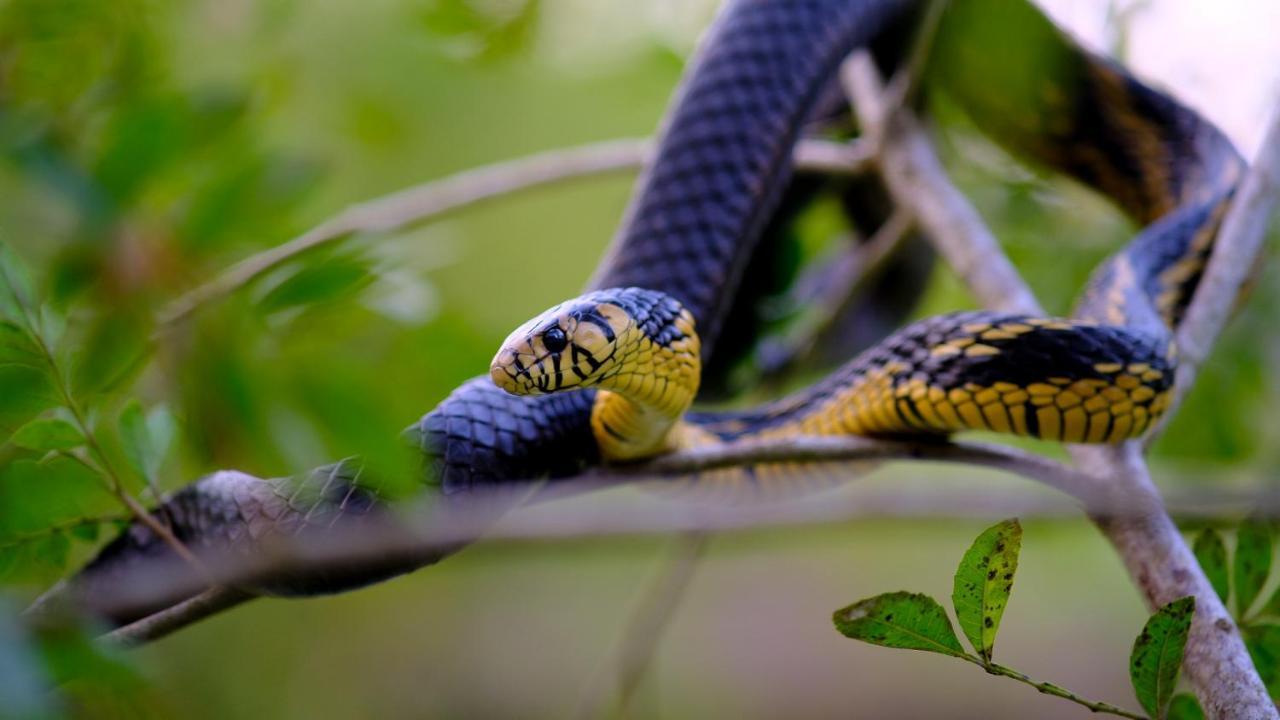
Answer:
[{"left": 489, "top": 287, "right": 700, "bottom": 404}]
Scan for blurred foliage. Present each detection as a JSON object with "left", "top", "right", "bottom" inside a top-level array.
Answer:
[{"left": 0, "top": 0, "right": 1275, "bottom": 717}]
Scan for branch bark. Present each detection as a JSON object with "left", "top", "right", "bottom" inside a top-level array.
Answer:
[
  {"left": 154, "top": 137, "right": 871, "bottom": 331},
  {"left": 843, "top": 50, "right": 1278, "bottom": 720}
]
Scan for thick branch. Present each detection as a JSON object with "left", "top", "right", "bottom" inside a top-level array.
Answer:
[
  {"left": 155, "top": 138, "right": 871, "bottom": 330},
  {"left": 844, "top": 50, "right": 1277, "bottom": 720}
]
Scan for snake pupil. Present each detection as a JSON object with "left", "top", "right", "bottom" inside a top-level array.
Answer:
[{"left": 542, "top": 326, "right": 568, "bottom": 353}]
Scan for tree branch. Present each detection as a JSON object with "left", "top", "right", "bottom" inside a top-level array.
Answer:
[
  {"left": 103, "top": 586, "right": 252, "bottom": 647},
  {"left": 843, "top": 50, "right": 1278, "bottom": 719},
  {"left": 154, "top": 137, "right": 872, "bottom": 330},
  {"left": 574, "top": 532, "right": 709, "bottom": 720}
]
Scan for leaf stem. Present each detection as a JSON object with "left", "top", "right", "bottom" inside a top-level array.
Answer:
[
  {"left": 959, "top": 655, "right": 1147, "bottom": 719},
  {"left": 18, "top": 314, "right": 210, "bottom": 578}
]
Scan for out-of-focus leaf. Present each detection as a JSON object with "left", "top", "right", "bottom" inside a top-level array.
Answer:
[
  {"left": 833, "top": 592, "right": 967, "bottom": 658},
  {"left": 0, "top": 320, "right": 43, "bottom": 367},
  {"left": 1234, "top": 519, "right": 1272, "bottom": 617},
  {"left": 1167, "top": 693, "right": 1205, "bottom": 720},
  {"left": 1262, "top": 584, "right": 1280, "bottom": 620},
  {"left": 69, "top": 521, "right": 101, "bottom": 543},
  {"left": 290, "top": 366, "right": 419, "bottom": 500},
  {"left": 118, "top": 400, "right": 174, "bottom": 484},
  {"left": 257, "top": 255, "right": 373, "bottom": 314},
  {"left": 30, "top": 530, "right": 70, "bottom": 570},
  {"left": 1130, "top": 596, "right": 1195, "bottom": 720},
  {"left": 0, "top": 597, "right": 53, "bottom": 718},
  {"left": 92, "top": 95, "right": 190, "bottom": 207},
  {"left": 0, "top": 455, "right": 118, "bottom": 580},
  {"left": 118, "top": 400, "right": 149, "bottom": 482},
  {"left": 1191, "top": 528, "right": 1229, "bottom": 605},
  {"left": 417, "top": 0, "right": 541, "bottom": 61},
  {"left": 0, "top": 242, "right": 37, "bottom": 321},
  {"left": 71, "top": 310, "right": 150, "bottom": 395},
  {"left": 37, "top": 303, "right": 65, "bottom": 349},
  {"left": 951, "top": 518, "right": 1021, "bottom": 662},
  {"left": 0, "top": 458, "right": 117, "bottom": 542},
  {"left": 0, "top": 365, "right": 59, "bottom": 443},
  {"left": 11, "top": 417, "right": 84, "bottom": 452},
  {"left": 1245, "top": 624, "right": 1280, "bottom": 696},
  {"left": 37, "top": 619, "right": 162, "bottom": 716}
]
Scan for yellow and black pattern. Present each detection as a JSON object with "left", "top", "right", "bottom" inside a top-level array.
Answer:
[
  {"left": 488, "top": 0, "right": 1248, "bottom": 484},
  {"left": 692, "top": 311, "right": 1173, "bottom": 445},
  {"left": 491, "top": 287, "right": 701, "bottom": 460},
  {"left": 494, "top": 290, "right": 1178, "bottom": 461}
]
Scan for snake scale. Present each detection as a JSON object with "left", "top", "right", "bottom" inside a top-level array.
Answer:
[{"left": 63, "top": 0, "right": 1244, "bottom": 624}]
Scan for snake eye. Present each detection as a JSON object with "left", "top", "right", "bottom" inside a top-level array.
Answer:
[{"left": 542, "top": 326, "right": 568, "bottom": 353}]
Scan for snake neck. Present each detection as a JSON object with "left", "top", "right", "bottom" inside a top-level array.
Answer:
[
  {"left": 589, "top": 326, "right": 701, "bottom": 462},
  {"left": 591, "top": 390, "right": 683, "bottom": 461}
]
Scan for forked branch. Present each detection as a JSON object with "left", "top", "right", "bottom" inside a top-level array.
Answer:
[{"left": 843, "top": 50, "right": 1280, "bottom": 720}]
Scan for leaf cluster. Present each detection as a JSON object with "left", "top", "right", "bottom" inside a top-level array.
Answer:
[{"left": 834, "top": 520, "right": 1199, "bottom": 719}]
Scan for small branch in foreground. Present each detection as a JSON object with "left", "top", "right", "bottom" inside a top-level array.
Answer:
[
  {"left": 104, "top": 586, "right": 252, "bottom": 647},
  {"left": 155, "top": 137, "right": 872, "bottom": 330},
  {"left": 575, "top": 532, "right": 709, "bottom": 720},
  {"left": 71, "top": 437, "right": 1280, "bottom": 648},
  {"left": 970, "top": 659, "right": 1144, "bottom": 719}
]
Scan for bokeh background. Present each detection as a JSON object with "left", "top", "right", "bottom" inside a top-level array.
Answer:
[{"left": 1, "top": 0, "right": 1279, "bottom": 717}]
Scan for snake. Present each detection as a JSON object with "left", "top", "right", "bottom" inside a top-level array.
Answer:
[{"left": 60, "top": 0, "right": 1245, "bottom": 624}]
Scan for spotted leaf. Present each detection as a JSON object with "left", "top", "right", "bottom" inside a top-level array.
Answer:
[
  {"left": 1130, "top": 596, "right": 1195, "bottom": 720},
  {"left": 1191, "top": 528, "right": 1229, "bottom": 605},
  {"left": 951, "top": 518, "right": 1021, "bottom": 661},
  {"left": 1234, "top": 519, "right": 1272, "bottom": 617},
  {"left": 833, "top": 592, "right": 966, "bottom": 658}
]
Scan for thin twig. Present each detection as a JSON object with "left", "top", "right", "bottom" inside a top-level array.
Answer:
[
  {"left": 843, "top": 50, "right": 1277, "bottom": 720},
  {"left": 5, "top": 292, "right": 209, "bottom": 578},
  {"left": 103, "top": 586, "right": 253, "bottom": 647},
  {"left": 154, "top": 138, "right": 872, "bottom": 330},
  {"left": 575, "top": 533, "right": 709, "bottom": 720},
  {"left": 962, "top": 657, "right": 1145, "bottom": 719}
]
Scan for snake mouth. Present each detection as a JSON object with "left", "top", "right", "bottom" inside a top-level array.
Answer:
[{"left": 490, "top": 347, "right": 557, "bottom": 396}]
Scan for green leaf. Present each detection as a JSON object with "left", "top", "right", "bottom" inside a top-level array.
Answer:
[
  {"left": 1191, "top": 529, "right": 1229, "bottom": 605},
  {"left": 118, "top": 401, "right": 176, "bottom": 484},
  {"left": 0, "top": 364, "right": 58, "bottom": 443},
  {"left": 257, "top": 255, "right": 372, "bottom": 313},
  {"left": 0, "top": 320, "right": 44, "bottom": 368},
  {"left": 0, "top": 458, "right": 117, "bottom": 540},
  {"left": 1234, "top": 519, "right": 1272, "bottom": 617},
  {"left": 1245, "top": 624, "right": 1280, "bottom": 696},
  {"left": 0, "top": 598, "right": 53, "bottom": 718},
  {"left": 951, "top": 518, "right": 1022, "bottom": 661},
  {"left": 1167, "top": 693, "right": 1205, "bottom": 720},
  {"left": 0, "top": 242, "right": 36, "bottom": 323},
  {"left": 10, "top": 417, "right": 84, "bottom": 452},
  {"left": 1130, "top": 596, "right": 1196, "bottom": 720},
  {"left": 833, "top": 592, "right": 967, "bottom": 658},
  {"left": 1262, "top": 584, "right": 1280, "bottom": 620},
  {"left": 117, "top": 400, "right": 149, "bottom": 481}
]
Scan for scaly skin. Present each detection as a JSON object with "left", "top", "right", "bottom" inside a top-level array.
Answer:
[{"left": 63, "top": 0, "right": 1245, "bottom": 625}]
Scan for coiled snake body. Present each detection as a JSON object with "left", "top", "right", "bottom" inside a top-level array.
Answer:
[{"left": 69, "top": 0, "right": 1245, "bottom": 621}]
